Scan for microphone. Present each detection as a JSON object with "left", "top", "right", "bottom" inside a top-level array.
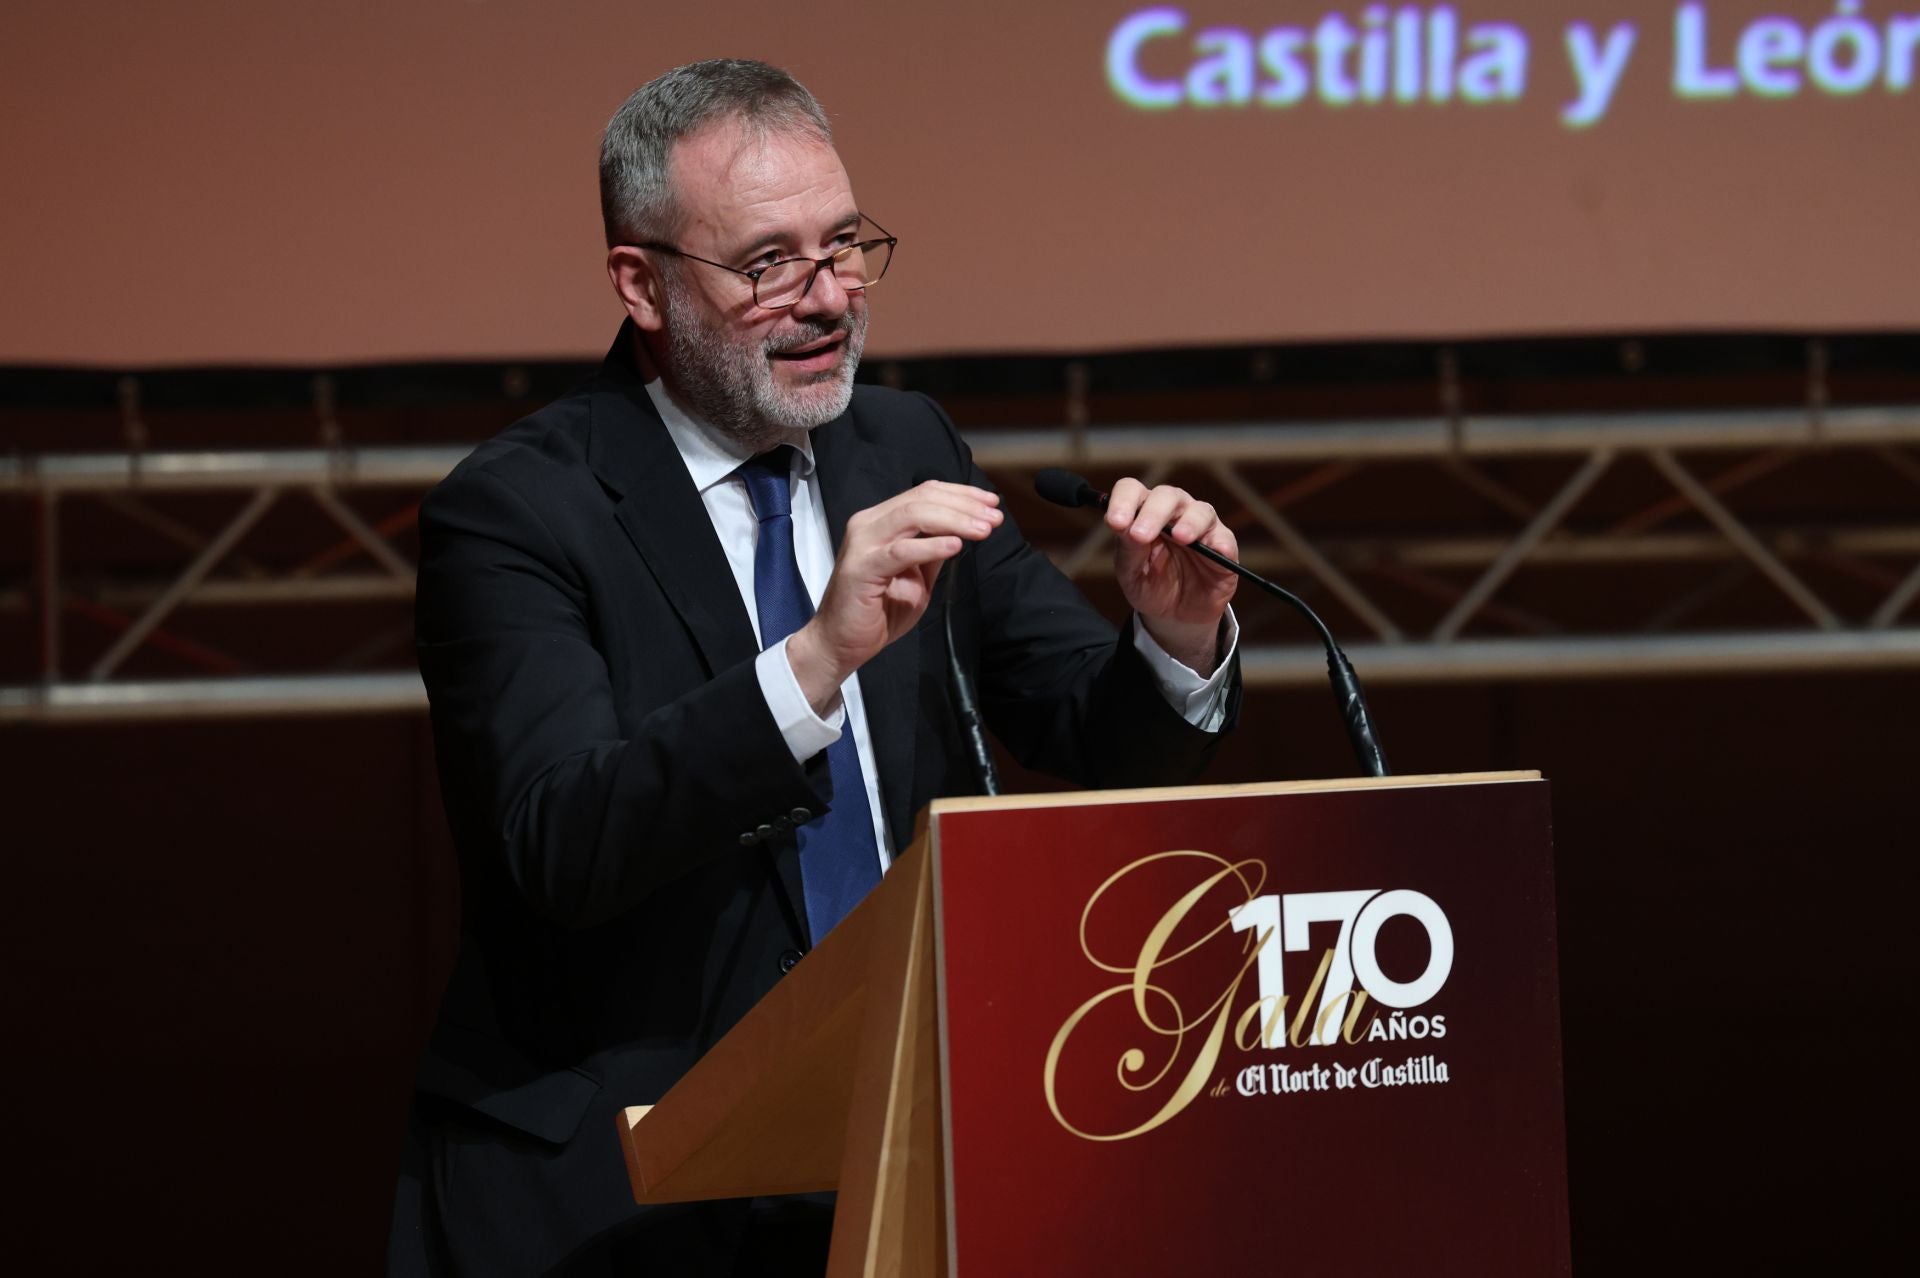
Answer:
[
  {"left": 1033, "top": 469, "right": 1102, "bottom": 510},
  {"left": 1033, "top": 467, "right": 1389, "bottom": 778}
]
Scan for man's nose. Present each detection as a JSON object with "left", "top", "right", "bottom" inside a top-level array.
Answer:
[{"left": 790, "top": 259, "right": 851, "bottom": 321}]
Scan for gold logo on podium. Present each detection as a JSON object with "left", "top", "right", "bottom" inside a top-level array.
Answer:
[
  {"left": 1044, "top": 851, "right": 1455, "bottom": 1139},
  {"left": 1042, "top": 851, "right": 1270, "bottom": 1141}
]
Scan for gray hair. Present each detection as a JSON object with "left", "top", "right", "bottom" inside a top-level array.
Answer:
[{"left": 599, "top": 59, "right": 834, "bottom": 248}]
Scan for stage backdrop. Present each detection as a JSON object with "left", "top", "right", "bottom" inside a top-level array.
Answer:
[{"left": 3, "top": 0, "right": 1916, "bottom": 365}]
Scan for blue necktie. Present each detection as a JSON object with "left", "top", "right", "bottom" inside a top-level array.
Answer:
[{"left": 739, "top": 448, "right": 882, "bottom": 940}]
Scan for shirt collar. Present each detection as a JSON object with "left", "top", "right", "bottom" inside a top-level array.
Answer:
[{"left": 643, "top": 378, "right": 817, "bottom": 494}]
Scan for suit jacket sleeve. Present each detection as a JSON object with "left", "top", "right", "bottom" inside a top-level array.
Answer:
[{"left": 416, "top": 462, "right": 825, "bottom": 931}]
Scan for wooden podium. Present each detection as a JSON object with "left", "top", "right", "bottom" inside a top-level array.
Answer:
[{"left": 617, "top": 772, "right": 1571, "bottom": 1276}]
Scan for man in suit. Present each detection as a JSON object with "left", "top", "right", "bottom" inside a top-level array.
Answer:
[{"left": 389, "top": 59, "right": 1243, "bottom": 1275}]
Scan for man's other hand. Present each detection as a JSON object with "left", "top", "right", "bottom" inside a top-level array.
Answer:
[{"left": 1105, "top": 478, "right": 1239, "bottom": 675}]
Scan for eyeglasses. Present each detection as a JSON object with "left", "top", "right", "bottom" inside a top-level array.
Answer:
[{"left": 634, "top": 216, "right": 897, "bottom": 310}]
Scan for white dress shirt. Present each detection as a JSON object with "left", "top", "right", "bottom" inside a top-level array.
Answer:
[{"left": 645, "top": 379, "right": 1239, "bottom": 871}]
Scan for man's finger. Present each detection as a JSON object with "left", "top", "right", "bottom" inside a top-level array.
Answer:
[
  {"left": 1105, "top": 477, "right": 1147, "bottom": 530},
  {"left": 1126, "top": 485, "right": 1190, "bottom": 544},
  {"left": 1167, "top": 499, "right": 1218, "bottom": 546},
  {"left": 871, "top": 482, "right": 1000, "bottom": 528},
  {"left": 905, "top": 480, "right": 1000, "bottom": 505},
  {"left": 877, "top": 534, "right": 965, "bottom": 571},
  {"left": 1196, "top": 520, "right": 1239, "bottom": 560},
  {"left": 860, "top": 493, "right": 1003, "bottom": 543}
]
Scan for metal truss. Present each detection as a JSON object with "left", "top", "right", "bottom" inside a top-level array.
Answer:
[{"left": 3, "top": 404, "right": 1918, "bottom": 722}]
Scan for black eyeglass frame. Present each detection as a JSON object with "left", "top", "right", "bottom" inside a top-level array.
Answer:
[{"left": 632, "top": 215, "right": 897, "bottom": 311}]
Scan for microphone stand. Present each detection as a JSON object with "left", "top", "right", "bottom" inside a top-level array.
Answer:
[
  {"left": 917, "top": 475, "right": 1000, "bottom": 797},
  {"left": 945, "top": 582, "right": 1000, "bottom": 797}
]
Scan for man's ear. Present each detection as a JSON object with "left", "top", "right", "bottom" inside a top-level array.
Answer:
[{"left": 608, "top": 246, "right": 667, "bottom": 334}]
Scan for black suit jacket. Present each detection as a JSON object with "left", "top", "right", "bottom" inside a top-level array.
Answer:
[{"left": 396, "top": 324, "right": 1238, "bottom": 1274}]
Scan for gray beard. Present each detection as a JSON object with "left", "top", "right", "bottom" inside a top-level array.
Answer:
[{"left": 659, "top": 271, "right": 866, "bottom": 454}]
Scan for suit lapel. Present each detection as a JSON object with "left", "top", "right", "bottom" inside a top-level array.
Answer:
[
  {"left": 813, "top": 413, "right": 922, "bottom": 855},
  {"left": 585, "top": 327, "right": 760, "bottom": 679},
  {"left": 585, "top": 332, "right": 813, "bottom": 938}
]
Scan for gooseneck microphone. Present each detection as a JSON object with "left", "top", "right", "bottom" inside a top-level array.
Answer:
[{"left": 1033, "top": 468, "right": 1389, "bottom": 778}]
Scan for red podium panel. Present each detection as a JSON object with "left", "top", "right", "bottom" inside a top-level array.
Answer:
[{"left": 931, "top": 773, "right": 1568, "bottom": 1276}]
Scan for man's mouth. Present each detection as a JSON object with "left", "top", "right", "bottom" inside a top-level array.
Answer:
[{"left": 770, "top": 333, "right": 846, "bottom": 373}]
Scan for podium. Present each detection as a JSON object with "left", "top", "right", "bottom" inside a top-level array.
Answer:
[{"left": 617, "top": 772, "right": 1571, "bottom": 1276}]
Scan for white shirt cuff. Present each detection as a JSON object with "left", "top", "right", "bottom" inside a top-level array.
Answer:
[
  {"left": 1131, "top": 608, "right": 1239, "bottom": 733},
  {"left": 755, "top": 638, "right": 844, "bottom": 765}
]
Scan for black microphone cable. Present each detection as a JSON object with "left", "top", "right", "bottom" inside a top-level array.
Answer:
[
  {"left": 914, "top": 467, "right": 1001, "bottom": 796},
  {"left": 944, "top": 566, "right": 1000, "bottom": 797}
]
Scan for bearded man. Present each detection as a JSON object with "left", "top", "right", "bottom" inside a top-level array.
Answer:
[{"left": 389, "top": 59, "right": 1243, "bottom": 1276}]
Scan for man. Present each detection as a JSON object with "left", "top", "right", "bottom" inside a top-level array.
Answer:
[{"left": 390, "top": 60, "right": 1242, "bottom": 1275}]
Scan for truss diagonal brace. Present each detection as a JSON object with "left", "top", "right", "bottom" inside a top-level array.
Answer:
[
  {"left": 1647, "top": 450, "right": 1840, "bottom": 631},
  {"left": 1433, "top": 450, "right": 1614, "bottom": 642},
  {"left": 1207, "top": 460, "right": 1402, "bottom": 641},
  {"left": 1869, "top": 559, "right": 1920, "bottom": 629},
  {"left": 1438, "top": 457, "right": 1539, "bottom": 522},
  {"left": 308, "top": 486, "right": 415, "bottom": 581},
  {"left": 88, "top": 487, "right": 280, "bottom": 681}
]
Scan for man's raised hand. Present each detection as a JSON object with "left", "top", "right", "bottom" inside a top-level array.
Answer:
[{"left": 785, "top": 481, "right": 1002, "bottom": 714}]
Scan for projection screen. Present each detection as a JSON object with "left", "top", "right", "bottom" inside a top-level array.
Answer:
[{"left": 2, "top": 0, "right": 1915, "bottom": 365}]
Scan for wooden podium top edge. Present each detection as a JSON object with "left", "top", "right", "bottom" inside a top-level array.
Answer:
[{"left": 927, "top": 770, "right": 1543, "bottom": 816}]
